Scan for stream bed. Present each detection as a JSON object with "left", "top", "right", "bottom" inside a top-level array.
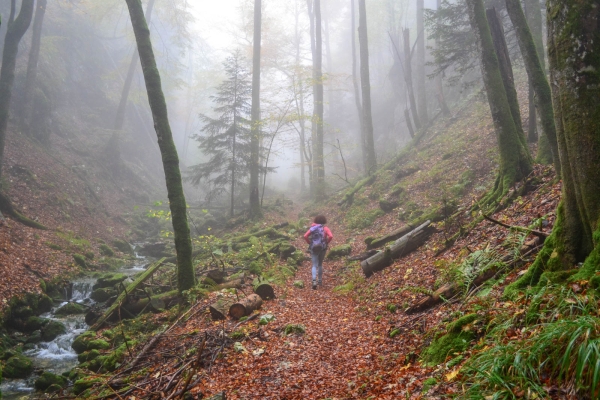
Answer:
[{"left": 1, "top": 260, "right": 148, "bottom": 399}]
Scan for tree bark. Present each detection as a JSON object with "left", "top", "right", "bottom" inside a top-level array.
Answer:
[
  {"left": 416, "top": 0, "right": 428, "bottom": 124},
  {"left": 435, "top": 0, "right": 450, "bottom": 116},
  {"left": 527, "top": 79, "right": 537, "bottom": 142},
  {"left": 229, "top": 294, "right": 263, "bottom": 320},
  {"left": 20, "top": 0, "right": 46, "bottom": 136},
  {"left": 361, "top": 221, "right": 434, "bottom": 277},
  {"left": 209, "top": 298, "right": 235, "bottom": 320},
  {"left": 467, "top": 0, "right": 532, "bottom": 205},
  {"left": 505, "top": 0, "right": 561, "bottom": 176},
  {"left": 0, "top": 0, "right": 35, "bottom": 181},
  {"left": 486, "top": 7, "right": 526, "bottom": 141},
  {"left": 124, "top": 0, "right": 195, "bottom": 292},
  {"left": 254, "top": 282, "right": 275, "bottom": 300},
  {"left": 404, "top": 109, "right": 415, "bottom": 139},
  {"left": 403, "top": 29, "right": 421, "bottom": 131},
  {"left": 350, "top": 0, "right": 366, "bottom": 172},
  {"left": 306, "top": 0, "right": 317, "bottom": 198},
  {"left": 366, "top": 224, "right": 414, "bottom": 250},
  {"left": 249, "top": 0, "right": 262, "bottom": 219},
  {"left": 312, "top": 0, "right": 325, "bottom": 200},
  {"left": 357, "top": 0, "right": 377, "bottom": 174}
]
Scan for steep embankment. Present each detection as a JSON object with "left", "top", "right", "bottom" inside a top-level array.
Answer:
[{"left": 0, "top": 126, "right": 158, "bottom": 308}]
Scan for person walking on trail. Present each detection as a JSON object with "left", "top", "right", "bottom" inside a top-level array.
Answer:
[{"left": 303, "top": 215, "right": 333, "bottom": 290}]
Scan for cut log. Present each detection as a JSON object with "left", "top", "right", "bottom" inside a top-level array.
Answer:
[
  {"left": 361, "top": 221, "right": 433, "bottom": 277},
  {"left": 209, "top": 298, "right": 235, "bottom": 320},
  {"left": 366, "top": 225, "right": 413, "bottom": 250},
  {"left": 90, "top": 258, "right": 166, "bottom": 330},
  {"left": 215, "top": 278, "right": 243, "bottom": 291},
  {"left": 405, "top": 238, "right": 543, "bottom": 314},
  {"left": 348, "top": 249, "right": 378, "bottom": 262},
  {"left": 254, "top": 281, "right": 275, "bottom": 300},
  {"left": 229, "top": 294, "right": 263, "bottom": 320},
  {"left": 337, "top": 175, "right": 377, "bottom": 207}
]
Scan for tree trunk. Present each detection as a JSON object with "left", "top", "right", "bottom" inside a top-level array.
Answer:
[
  {"left": 20, "top": 0, "right": 46, "bottom": 136},
  {"left": 312, "top": 0, "right": 325, "bottom": 200},
  {"left": 124, "top": 0, "right": 195, "bottom": 292},
  {"left": 209, "top": 298, "right": 235, "bottom": 320},
  {"left": 361, "top": 221, "right": 434, "bottom": 277},
  {"left": 403, "top": 29, "right": 421, "bottom": 131},
  {"left": 416, "top": 0, "right": 428, "bottom": 125},
  {"left": 486, "top": 8, "right": 526, "bottom": 141},
  {"left": 435, "top": 0, "right": 450, "bottom": 116},
  {"left": 357, "top": 0, "right": 377, "bottom": 174},
  {"left": 229, "top": 294, "right": 263, "bottom": 320},
  {"left": 527, "top": 79, "right": 537, "bottom": 142},
  {"left": 350, "top": 0, "right": 367, "bottom": 173},
  {"left": 505, "top": 0, "right": 561, "bottom": 176},
  {"left": 404, "top": 109, "right": 415, "bottom": 139},
  {"left": 306, "top": 0, "right": 317, "bottom": 199},
  {"left": 0, "top": 0, "right": 35, "bottom": 181},
  {"left": 467, "top": 0, "right": 532, "bottom": 205},
  {"left": 254, "top": 282, "right": 275, "bottom": 300},
  {"left": 366, "top": 224, "right": 414, "bottom": 250},
  {"left": 249, "top": 0, "right": 262, "bottom": 219}
]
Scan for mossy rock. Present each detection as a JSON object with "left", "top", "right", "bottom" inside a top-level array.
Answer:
[
  {"left": 84, "top": 251, "right": 95, "bottom": 260},
  {"left": 42, "top": 320, "right": 67, "bottom": 341},
  {"left": 4, "top": 354, "right": 33, "bottom": 378},
  {"left": 91, "top": 288, "right": 115, "bottom": 302},
  {"left": 278, "top": 243, "right": 297, "bottom": 259},
  {"left": 26, "top": 330, "right": 43, "bottom": 344},
  {"left": 73, "top": 377, "right": 103, "bottom": 395},
  {"left": 446, "top": 313, "right": 479, "bottom": 334},
  {"left": 92, "top": 273, "right": 127, "bottom": 290},
  {"left": 55, "top": 302, "right": 86, "bottom": 316},
  {"left": 379, "top": 198, "right": 400, "bottom": 213},
  {"left": 24, "top": 316, "right": 48, "bottom": 332},
  {"left": 327, "top": 244, "right": 352, "bottom": 260},
  {"left": 421, "top": 331, "right": 474, "bottom": 366},
  {"left": 37, "top": 294, "right": 54, "bottom": 313},
  {"left": 72, "top": 331, "right": 96, "bottom": 354},
  {"left": 73, "top": 254, "right": 88, "bottom": 268},
  {"left": 87, "top": 339, "right": 110, "bottom": 351},
  {"left": 99, "top": 244, "right": 114, "bottom": 257},
  {"left": 78, "top": 349, "right": 101, "bottom": 363},
  {"left": 112, "top": 239, "right": 133, "bottom": 255},
  {"left": 35, "top": 371, "right": 68, "bottom": 392},
  {"left": 12, "top": 305, "right": 34, "bottom": 319},
  {"left": 290, "top": 250, "right": 306, "bottom": 265}
]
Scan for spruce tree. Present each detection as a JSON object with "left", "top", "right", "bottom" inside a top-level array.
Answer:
[{"left": 188, "top": 51, "right": 252, "bottom": 217}]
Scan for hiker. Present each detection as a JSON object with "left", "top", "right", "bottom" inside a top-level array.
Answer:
[{"left": 303, "top": 215, "right": 333, "bottom": 290}]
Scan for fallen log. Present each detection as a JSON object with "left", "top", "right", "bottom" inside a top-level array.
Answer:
[
  {"left": 120, "top": 290, "right": 180, "bottom": 317},
  {"left": 337, "top": 175, "right": 377, "bottom": 207},
  {"left": 229, "top": 294, "right": 263, "bottom": 320},
  {"left": 215, "top": 278, "right": 243, "bottom": 291},
  {"left": 90, "top": 258, "right": 166, "bottom": 330},
  {"left": 231, "top": 227, "right": 289, "bottom": 244},
  {"left": 365, "top": 225, "right": 413, "bottom": 250},
  {"left": 361, "top": 221, "right": 434, "bottom": 277},
  {"left": 483, "top": 214, "right": 549, "bottom": 239},
  {"left": 405, "top": 237, "right": 542, "bottom": 314},
  {"left": 254, "top": 281, "right": 275, "bottom": 300},
  {"left": 209, "top": 298, "right": 235, "bottom": 320},
  {"left": 347, "top": 250, "right": 379, "bottom": 262}
]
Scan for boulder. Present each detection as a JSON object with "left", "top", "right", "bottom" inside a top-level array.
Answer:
[
  {"left": 34, "top": 371, "right": 68, "bottom": 392},
  {"left": 92, "top": 273, "right": 127, "bottom": 290},
  {"left": 55, "top": 302, "right": 86, "bottom": 316},
  {"left": 327, "top": 244, "right": 352, "bottom": 260},
  {"left": 24, "top": 316, "right": 48, "bottom": 332},
  {"left": 112, "top": 239, "right": 134, "bottom": 255},
  {"left": 91, "top": 288, "right": 114, "bottom": 302},
  {"left": 72, "top": 331, "right": 95, "bottom": 354},
  {"left": 87, "top": 339, "right": 110, "bottom": 351},
  {"left": 137, "top": 242, "right": 168, "bottom": 258},
  {"left": 37, "top": 294, "right": 54, "bottom": 313},
  {"left": 4, "top": 354, "right": 33, "bottom": 378},
  {"left": 41, "top": 321, "right": 67, "bottom": 341}
]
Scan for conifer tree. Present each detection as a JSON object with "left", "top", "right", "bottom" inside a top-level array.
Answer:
[{"left": 188, "top": 51, "right": 252, "bottom": 218}]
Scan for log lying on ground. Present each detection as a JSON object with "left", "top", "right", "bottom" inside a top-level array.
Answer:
[
  {"left": 348, "top": 249, "right": 379, "bottom": 262},
  {"left": 90, "top": 258, "right": 166, "bottom": 330},
  {"left": 214, "top": 278, "right": 243, "bottom": 291},
  {"left": 366, "top": 225, "right": 413, "bottom": 250},
  {"left": 120, "top": 290, "right": 180, "bottom": 317},
  {"left": 361, "top": 221, "right": 434, "bottom": 278},
  {"left": 405, "top": 237, "right": 543, "bottom": 314},
  {"left": 231, "top": 227, "right": 289, "bottom": 244},
  {"left": 229, "top": 294, "right": 263, "bottom": 320},
  {"left": 209, "top": 298, "right": 235, "bottom": 320},
  {"left": 254, "top": 281, "right": 275, "bottom": 300},
  {"left": 337, "top": 175, "right": 377, "bottom": 207}
]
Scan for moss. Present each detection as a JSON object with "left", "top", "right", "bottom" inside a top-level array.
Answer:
[
  {"left": 293, "top": 280, "right": 305, "bottom": 289},
  {"left": 99, "top": 244, "right": 114, "bottom": 257},
  {"left": 248, "top": 261, "right": 264, "bottom": 275},
  {"left": 333, "top": 282, "right": 354, "bottom": 293},
  {"left": 112, "top": 239, "right": 133, "bottom": 255},
  {"left": 73, "top": 254, "right": 87, "bottom": 268},
  {"left": 421, "top": 331, "right": 475, "bottom": 366},
  {"left": 34, "top": 371, "right": 68, "bottom": 392},
  {"left": 347, "top": 208, "right": 385, "bottom": 230},
  {"left": 447, "top": 313, "right": 479, "bottom": 333},
  {"left": 422, "top": 377, "right": 438, "bottom": 393},
  {"left": 37, "top": 294, "right": 53, "bottom": 313},
  {"left": 24, "top": 316, "right": 47, "bottom": 332},
  {"left": 55, "top": 302, "right": 86, "bottom": 316},
  {"left": 42, "top": 320, "right": 67, "bottom": 341},
  {"left": 93, "top": 273, "right": 127, "bottom": 290},
  {"left": 72, "top": 331, "right": 96, "bottom": 354},
  {"left": 78, "top": 349, "right": 100, "bottom": 363},
  {"left": 73, "top": 377, "right": 103, "bottom": 395},
  {"left": 3, "top": 354, "right": 33, "bottom": 378},
  {"left": 327, "top": 244, "right": 352, "bottom": 260},
  {"left": 87, "top": 339, "right": 110, "bottom": 351},
  {"left": 84, "top": 251, "right": 95, "bottom": 260}
]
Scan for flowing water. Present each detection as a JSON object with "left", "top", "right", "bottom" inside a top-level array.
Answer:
[{"left": 1, "top": 258, "right": 149, "bottom": 399}]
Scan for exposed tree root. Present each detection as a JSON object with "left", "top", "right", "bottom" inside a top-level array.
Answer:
[{"left": 0, "top": 191, "right": 48, "bottom": 230}]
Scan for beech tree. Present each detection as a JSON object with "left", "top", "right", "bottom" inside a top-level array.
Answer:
[
  {"left": 249, "top": 0, "right": 262, "bottom": 218},
  {"left": 416, "top": 0, "right": 428, "bottom": 125},
  {"left": 350, "top": 0, "right": 366, "bottom": 171},
  {"left": 510, "top": 0, "right": 600, "bottom": 291},
  {"left": 311, "top": 0, "right": 325, "bottom": 200},
  {"left": 124, "top": 0, "right": 195, "bottom": 292},
  {"left": 467, "top": 0, "right": 532, "bottom": 205}
]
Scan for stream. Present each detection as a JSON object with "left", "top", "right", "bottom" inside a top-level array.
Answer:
[{"left": 1, "top": 257, "right": 149, "bottom": 399}]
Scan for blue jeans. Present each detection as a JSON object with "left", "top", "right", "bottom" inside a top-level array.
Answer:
[{"left": 311, "top": 249, "right": 326, "bottom": 282}]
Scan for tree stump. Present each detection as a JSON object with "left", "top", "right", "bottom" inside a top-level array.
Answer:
[{"left": 229, "top": 294, "right": 263, "bottom": 320}]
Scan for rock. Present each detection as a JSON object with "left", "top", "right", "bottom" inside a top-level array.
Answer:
[
  {"left": 78, "top": 349, "right": 100, "bottom": 363},
  {"left": 278, "top": 243, "right": 297, "bottom": 259},
  {"left": 87, "top": 339, "right": 110, "bottom": 351},
  {"left": 55, "top": 302, "right": 86, "bottom": 316},
  {"left": 12, "top": 305, "right": 33, "bottom": 319},
  {"left": 24, "top": 316, "right": 48, "bottom": 332},
  {"left": 99, "top": 244, "right": 114, "bottom": 257},
  {"left": 137, "top": 242, "right": 168, "bottom": 258},
  {"left": 85, "top": 308, "right": 103, "bottom": 326},
  {"left": 91, "top": 288, "right": 114, "bottom": 302},
  {"left": 73, "top": 377, "right": 103, "bottom": 395},
  {"left": 72, "top": 331, "right": 96, "bottom": 354},
  {"left": 26, "top": 330, "right": 43, "bottom": 344},
  {"left": 92, "top": 273, "right": 127, "bottom": 290},
  {"left": 42, "top": 320, "right": 67, "bottom": 341},
  {"left": 4, "top": 354, "right": 33, "bottom": 378},
  {"left": 379, "top": 198, "right": 400, "bottom": 213},
  {"left": 37, "top": 294, "right": 54, "bottom": 313},
  {"left": 46, "top": 384, "right": 64, "bottom": 393},
  {"left": 327, "top": 244, "right": 352, "bottom": 260},
  {"left": 35, "top": 371, "right": 68, "bottom": 392},
  {"left": 112, "top": 239, "right": 134, "bottom": 255},
  {"left": 205, "top": 269, "right": 226, "bottom": 284}
]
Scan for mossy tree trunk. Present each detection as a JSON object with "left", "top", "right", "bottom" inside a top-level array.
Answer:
[
  {"left": 312, "top": 0, "right": 325, "bottom": 200},
  {"left": 357, "top": 0, "right": 377, "bottom": 174},
  {"left": 505, "top": 0, "right": 561, "bottom": 176},
  {"left": 416, "top": 0, "right": 428, "bottom": 125},
  {"left": 0, "top": 0, "right": 34, "bottom": 182},
  {"left": 249, "top": 0, "right": 262, "bottom": 219},
  {"left": 403, "top": 29, "right": 421, "bottom": 131},
  {"left": 467, "top": 0, "right": 532, "bottom": 205},
  {"left": 20, "top": 0, "right": 46, "bottom": 136},
  {"left": 508, "top": 0, "right": 600, "bottom": 292},
  {"left": 124, "top": 0, "right": 195, "bottom": 292}
]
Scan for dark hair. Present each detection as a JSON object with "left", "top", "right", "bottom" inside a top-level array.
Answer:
[{"left": 314, "top": 215, "right": 327, "bottom": 225}]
